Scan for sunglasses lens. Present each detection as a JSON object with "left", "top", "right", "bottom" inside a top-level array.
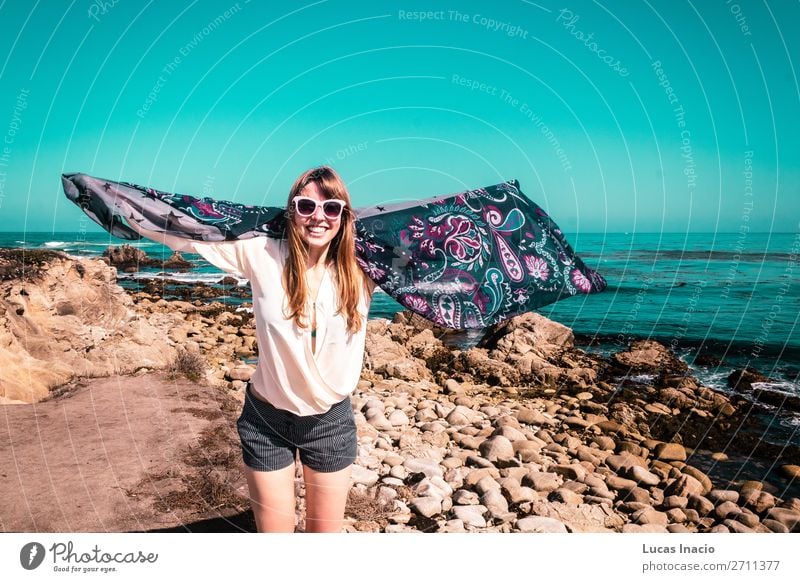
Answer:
[
  {"left": 323, "top": 202, "right": 343, "bottom": 218},
  {"left": 296, "top": 199, "right": 317, "bottom": 216}
]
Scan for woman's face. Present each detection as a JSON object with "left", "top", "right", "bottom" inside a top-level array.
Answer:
[{"left": 292, "top": 181, "right": 343, "bottom": 254}]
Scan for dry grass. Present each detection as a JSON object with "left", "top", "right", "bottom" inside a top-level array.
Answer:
[
  {"left": 345, "top": 487, "right": 392, "bottom": 530},
  {"left": 168, "top": 348, "right": 207, "bottom": 382}
]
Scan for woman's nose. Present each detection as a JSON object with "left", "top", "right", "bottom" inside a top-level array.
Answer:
[{"left": 311, "top": 204, "right": 326, "bottom": 220}]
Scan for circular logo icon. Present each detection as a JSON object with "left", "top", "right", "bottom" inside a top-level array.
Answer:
[{"left": 20, "top": 542, "right": 46, "bottom": 570}]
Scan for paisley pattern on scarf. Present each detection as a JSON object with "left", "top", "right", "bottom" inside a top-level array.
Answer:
[{"left": 62, "top": 173, "right": 606, "bottom": 329}]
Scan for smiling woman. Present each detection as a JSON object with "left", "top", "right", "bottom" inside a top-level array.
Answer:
[{"left": 61, "top": 167, "right": 607, "bottom": 531}]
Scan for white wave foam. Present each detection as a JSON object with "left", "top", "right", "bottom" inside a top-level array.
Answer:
[{"left": 119, "top": 271, "right": 248, "bottom": 286}]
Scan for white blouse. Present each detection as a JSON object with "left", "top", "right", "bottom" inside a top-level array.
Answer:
[{"left": 129, "top": 223, "right": 374, "bottom": 416}]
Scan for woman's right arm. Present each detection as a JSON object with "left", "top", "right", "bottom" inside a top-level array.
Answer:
[{"left": 127, "top": 219, "right": 251, "bottom": 280}]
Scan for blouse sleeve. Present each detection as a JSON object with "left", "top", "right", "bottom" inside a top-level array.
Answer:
[{"left": 127, "top": 219, "right": 252, "bottom": 280}]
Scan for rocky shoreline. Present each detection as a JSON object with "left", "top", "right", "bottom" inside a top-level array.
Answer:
[{"left": 1, "top": 247, "right": 799, "bottom": 533}]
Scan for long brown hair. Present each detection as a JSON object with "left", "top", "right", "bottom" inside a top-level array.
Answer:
[{"left": 282, "top": 166, "right": 371, "bottom": 333}]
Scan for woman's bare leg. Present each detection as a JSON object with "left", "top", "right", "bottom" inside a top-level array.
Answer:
[
  {"left": 302, "top": 463, "right": 352, "bottom": 533},
  {"left": 243, "top": 463, "right": 296, "bottom": 532}
]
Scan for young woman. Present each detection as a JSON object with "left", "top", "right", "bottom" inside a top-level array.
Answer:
[{"left": 128, "top": 166, "right": 375, "bottom": 533}]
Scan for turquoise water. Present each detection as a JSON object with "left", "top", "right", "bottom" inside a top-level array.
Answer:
[{"left": 4, "top": 231, "right": 798, "bottom": 397}]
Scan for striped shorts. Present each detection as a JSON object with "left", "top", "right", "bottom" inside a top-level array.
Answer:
[{"left": 236, "top": 383, "right": 357, "bottom": 473}]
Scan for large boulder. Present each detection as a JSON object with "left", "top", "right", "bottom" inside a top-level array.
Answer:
[
  {"left": 611, "top": 340, "right": 688, "bottom": 375},
  {"left": 0, "top": 251, "right": 179, "bottom": 402},
  {"left": 363, "top": 319, "right": 431, "bottom": 382},
  {"left": 473, "top": 312, "right": 576, "bottom": 384}
]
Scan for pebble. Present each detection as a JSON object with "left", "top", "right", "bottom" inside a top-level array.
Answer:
[
  {"left": 714, "top": 501, "right": 742, "bottom": 520},
  {"left": 516, "top": 516, "right": 568, "bottom": 533},
  {"left": 765, "top": 508, "right": 800, "bottom": 531},
  {"left": 410, "top": 497, "right": 442, "bottom": 518},
  {"left": 654, "top": 442, "right": 687, "bottom": 462},
  {"left": 388, "top": 410, "right": 410, "bottom": 426},
  {"left": 481, "top": 489, "right": 510, "bottom": 517},
  {"left": 453, "top": 489, "right": 480, "bottom": 505},
  {"left": 708, "top": 490, "right": 739, "bottom": 504},
  {"left": 687, "top": 494, "right": 715, "bottom": 517},
  {"left": 451, "top": 505, "right": 487, "bottom": 528},
  {"left": 552, "top": 464, "right": 587, "bottom": 482},
  {"left": 780, "top": 464, "right": 800, "bottom": 479},
  {"left": 351, "top": 465, "right": 379, "bottom": 486},
  {"left": 549, "top": 488, "right": 582, "bottom": 505},
  {"left": 479, "top": 435, "right": 515, "bottom": 464},
  {"left": 523, "top": 471, "right": 560, "bottom": 492},
  {"left": 403, "top": 457, "right": 443, "bottom": 479},
  {"left": 627, "top": 465, "right": 661, "bottom": 487}
]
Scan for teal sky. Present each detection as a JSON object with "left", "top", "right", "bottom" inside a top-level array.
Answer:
[{"left": 0, "top": 0, "right": 797, "bottom": 233}]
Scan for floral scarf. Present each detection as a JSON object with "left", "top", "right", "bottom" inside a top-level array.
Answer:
[{"left": 62, "top": 173, "right": 607, "bottom": 329}]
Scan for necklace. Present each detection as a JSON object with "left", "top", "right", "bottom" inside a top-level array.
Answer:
[{"left": 306, "top": 267, "right": 326, "bottom": 342}]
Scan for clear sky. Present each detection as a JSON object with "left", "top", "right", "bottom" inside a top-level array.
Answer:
[{"left": 0, "top": 0, "right": 797, "bottom": 233}]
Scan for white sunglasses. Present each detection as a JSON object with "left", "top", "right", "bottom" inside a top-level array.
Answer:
[{"left": 292, "top": 196, "right": 346, "bottom": 219}]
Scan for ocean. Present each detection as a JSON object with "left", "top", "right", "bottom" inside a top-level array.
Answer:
[{"left": 3, "top": 231, "right": 798, "bottom": 405}]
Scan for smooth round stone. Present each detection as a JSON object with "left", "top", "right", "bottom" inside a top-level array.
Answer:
[
  {"left": 451, "top": 505, "right": 488, "bottom": 528},
  {"left": 367, "top": 414, "right": 393, "bottom": 430},
  {"left": 708, "top": 489, "right": 739, "bottom": 504},
  {"left": 722, "top": 519, "right": 753, "bottom": 533},
  {"left": 404, "top": 457, "right": 444, "bottom": 479},
  {"left": 592, "top": 436, "right": 617, "bottom": 451},
  {"left": 628, "top": 465, "right": 661, "bottom": 487},
  {"left": 363, "top": 399, "right": 385, "bottom": 413},
  {"left": 389, "top": 465, "right": 406, "bottom": 479},
  {"left": 388, "top": 410, "right": 410, "bottom": 426},
  {"left": 549, "top": 488, "right": 583, "bottom": 505},
  {"left": 523, "top": 471, "right": 560, "bottom": 492},
  {"left": 439, "top": 519, "right": 466, "bottom": 532},
  {"left": 381, "top": 476, "right": 405, "bottom": 487},
  {"left": 410, "top": 497, "right": 442, "bottom": 518},
  {"left": 654, "top": 442, "right": 687, "bottom": 462},
  {"left": 351, "top": 465, "right": 379, "bottom": 486},
  {"left": 415, "top": 408, "right": 439, "bottom": 423},
  {"left": 441, "top": 456, "right": 463, "bottom": 469},
  {"left": 479, "top": 435, "right": 515, "bottom": 463},
  {"left": 475, "top": 476, "right": 502, "bottom": 495},
  {"left": 733, "top": 512, "right": 760, "bottom": 528},
  {"left": 414, "top": 476, "right": 453, "bottom": 499},
  {"left": 481, "top": 489, "right": 509, "bottom": 517},
  {"left": 516, "top": 516, "right": 568, "bottom": 533},
  {"left": 453, "top": 489, "right": 480, "bottom": 505},
  {"left": 416, "top": 422, "right": 444, "bottom": 434},
  {"left": 666, "top": 508, "right": 687, "bottom": 523},
  {"left": 444, "top": 379, "right": 464, "bottom": 394},
  {"left": 780, "top": 465, "right": 800, "bottom": 479},
  {"left": 493, "top": 425, "right": 528, "bottom": 442},
  {"left": 663, "top": 495, "right": 688, "bottom": 509},
  {"left": 383, "top": 453, "right": 404, "bottom": 467}
]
